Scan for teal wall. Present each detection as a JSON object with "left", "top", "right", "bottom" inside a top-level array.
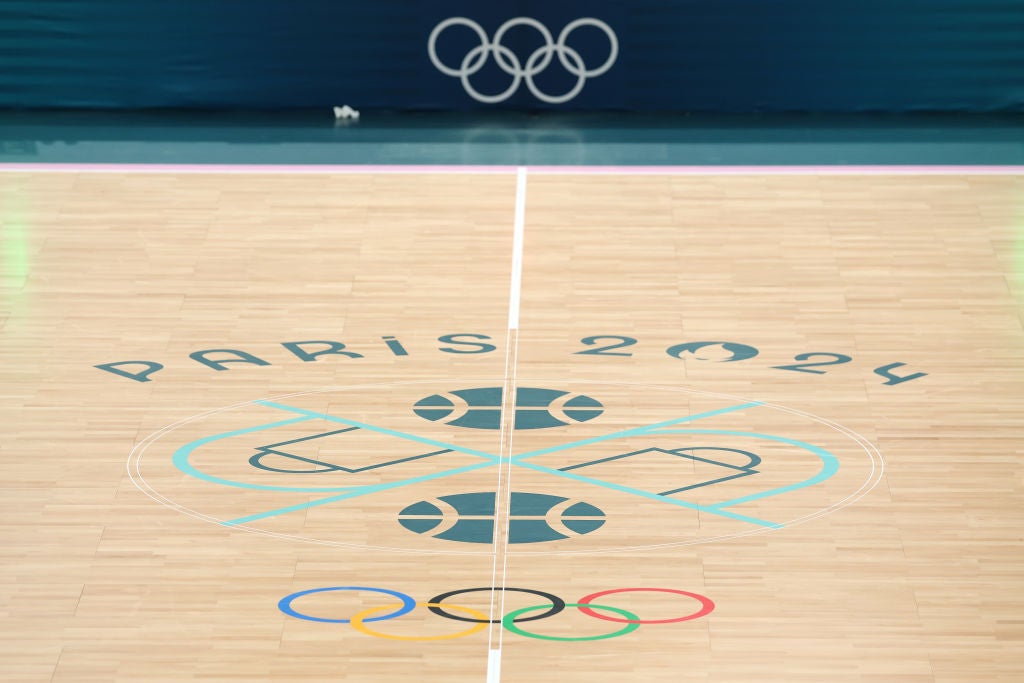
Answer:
[{"left": 1, "top": 1, "right": 1021, "bottom": 112}]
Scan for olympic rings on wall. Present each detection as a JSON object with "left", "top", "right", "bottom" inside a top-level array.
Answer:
[
  {"left": 279, "top": 586, "right": 714, "bottom": 641},
  {"left": 428, "top": 17, "right": 619, "bottom": 104}
]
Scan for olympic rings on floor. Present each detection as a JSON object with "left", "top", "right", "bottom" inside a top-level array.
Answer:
[
  {"left": 578, "top": 587, "right": 715, "bottom": 624},
  {"left": 428, "top": 587, "right": 566, "bottom": 624},
  {"left": 503, "top": 603, "right": 640, "bottom": 641},
  {"left": 278, "top": 585, "right": 714, "bottom": 641},
  {"left": 351, "top": 602, "right": 488, "bottom": 641},
  {"left": 278, "top": 586, "right": 416, "bottom": 624}
]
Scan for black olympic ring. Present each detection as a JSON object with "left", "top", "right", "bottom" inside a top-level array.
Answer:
[{"left": 427, "top": 586, "right": 566, "bottom": 624}]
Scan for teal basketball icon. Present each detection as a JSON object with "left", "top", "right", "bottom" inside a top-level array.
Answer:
[
  {"left": 398, "top": 492, "right": 606, "bottom": 544},
  {"left": 413, "top": 387, "right": 603, "bottom": 430}
]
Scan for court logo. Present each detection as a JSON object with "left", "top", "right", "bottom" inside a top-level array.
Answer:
[
  {"left": 278, "top": 585, "right": 715, "bottom": 641},
  {"left": 128, "top": 381, "right": 884, "bottom": 553},
  {"left": 428, "top": 17, "right": 618, "bottom": 104}
]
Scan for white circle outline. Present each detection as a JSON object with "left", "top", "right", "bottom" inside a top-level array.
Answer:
[
  {"left": 427, "top": 17, "right": 490, "bottom": 77},
  {"left": 492, "top": 17, "right": 554, "bottom": 77},
  {"left": 557, "top": 18, "right": 619, "bottom": 77},
  {"left": 426, "top": 17, "right": 618, "bottom": 104},
  {"left": 460, "top": 44, "right": 522, "bottom": 105},
  {"left": 524, "top": 44, "right": 588, "bottom": 105}
]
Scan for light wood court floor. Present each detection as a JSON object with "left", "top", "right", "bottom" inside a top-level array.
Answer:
[{"left": 1, "top": 169, "right": 1022, "bottom": 682}]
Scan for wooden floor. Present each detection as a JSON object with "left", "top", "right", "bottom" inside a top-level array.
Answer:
[{"left": 2, "top": 169, "right": 1023, "bottom": 682}]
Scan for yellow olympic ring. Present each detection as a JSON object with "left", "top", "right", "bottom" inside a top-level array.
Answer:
[{"left": 350, "top": 602, "right": 488, "bottom": 641}]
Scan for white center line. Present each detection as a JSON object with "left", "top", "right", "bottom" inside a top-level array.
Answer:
[
  {"left": 486, "top": 166, "right": 527, "bottom": 682},
  {"left": 508, "top": 166, "right": 527, "bottom": 330},
  {"left": 486, "top": 648, "right": 503, "bottom": 683}
]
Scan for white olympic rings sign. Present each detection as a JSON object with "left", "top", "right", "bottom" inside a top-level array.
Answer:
[{"left": 428, "top": 17, "right": 618, "bottom": 104}]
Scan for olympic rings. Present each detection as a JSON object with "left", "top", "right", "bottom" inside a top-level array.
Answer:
[
  {"left": 278, "top": 586, "right": 415, "bottom": 624},
  {"left": 427, "top": 16, "right": 619, "bottom": 104},
  {"left": 579, "top": 588, "right": 715, "bottom": 624},
  {"left": 428, "top": 587, "right": 565, "bottom": 624},
  {"left": 352, "top": 603, "right": 488, "bottom": 642},
  {"left": 279, "top": 585, "right": 714, "bottom": 641},
  {"left": 503, "top": 603, "right": 640, "bottom": 642}
]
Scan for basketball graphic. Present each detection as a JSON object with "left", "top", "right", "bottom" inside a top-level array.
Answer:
[
  {"left": 398, "top": 492, "right": 606, "bottom": 543},
  {"left": 413, "top": 387, "right": 603, "bottom": 430}
]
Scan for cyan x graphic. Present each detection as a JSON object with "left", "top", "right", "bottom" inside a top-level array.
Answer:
[{"left": 171, "top": 399, "right": 839, "bottom": 530}]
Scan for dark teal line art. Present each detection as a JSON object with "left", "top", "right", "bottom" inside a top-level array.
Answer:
[
  {"left": 255, "top": 400, "right": 500, "bottom": 462},
  {"left": 250, "top": 426, "right": 452, "bottom": 474},
  {"left": 648, "top": 429, "right": 840, "bottom": 510},
  {"left": 259, "top": 426, "right": 359, "bottom": 449},
  {"left": 560, "top": 446, "right": 762, "bottom": 496},
  {"left": 172, "top": 415, "right": 363, "bottom": 493},
  {"left": 511, "top": 402, "right": 763, "bottom": 461},
  {"left": 223, "top": 461, "right": 497, "bottom": 526},
  {"left": 560, "top": 446, "right": 760, "bottom": 472},
  {"left": 657, "top": 446, "right": 760, "bottom": 495},
  {"left": 659, "top": 470, "right": 755, "bottom": 496},
  {"left": 169, "top": 398, "right": 840, "bottom": 530},
  {"left": 513, "top": 459, "right": 779, "bottom": 528}
]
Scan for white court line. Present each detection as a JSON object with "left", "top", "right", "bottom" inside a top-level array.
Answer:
[
  {"left": 486, "top": 648, "right": 503, "bottom": 683},
  {"left": 486, "top": 166, "right": 527, "bottom": 683},
  {"left": 508, "top": 166, "right": 527, "bottom": 330}
]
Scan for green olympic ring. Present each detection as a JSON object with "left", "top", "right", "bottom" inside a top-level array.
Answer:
[{"left": 501, "top": 603, "right": 641, "bottom": 641}]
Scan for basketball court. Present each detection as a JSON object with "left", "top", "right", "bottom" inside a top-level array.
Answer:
[{"left": 1, "top": 139, "right": 1022, "bottom": 682}]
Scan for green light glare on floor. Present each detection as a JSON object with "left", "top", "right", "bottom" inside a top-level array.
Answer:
[
  {"left": 1016, "top": 197, "right": 1024, "bottom": 299},
  {"left": 1, "top": 189, "right": 31, "bottom": 316},
  {"left": 2, "top": 220, "right": 29, "bottom": 288}
]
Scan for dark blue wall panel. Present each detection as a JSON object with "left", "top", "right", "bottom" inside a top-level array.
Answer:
[{"left": 0, "top": 0, "right": 1021, "bottom": 111}]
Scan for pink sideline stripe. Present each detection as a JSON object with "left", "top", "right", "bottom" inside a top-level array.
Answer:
[
  {"left": 0, "top": 163, "right": 1022, "bottom": 175},
  {"left": 529, "top": 165, "right": 1024, "bottom": 175},
  {"left": 0, "top": 163, "right": 518, "bottom": 174}
]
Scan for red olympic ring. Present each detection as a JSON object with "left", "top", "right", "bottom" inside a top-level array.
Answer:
[{"left": 577, "top": 587, "right": 715, "bottom": 624}]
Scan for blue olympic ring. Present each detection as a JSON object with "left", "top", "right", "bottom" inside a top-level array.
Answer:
[{"left": 278, "top": 586, "right": 416, "bottom": 624}]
